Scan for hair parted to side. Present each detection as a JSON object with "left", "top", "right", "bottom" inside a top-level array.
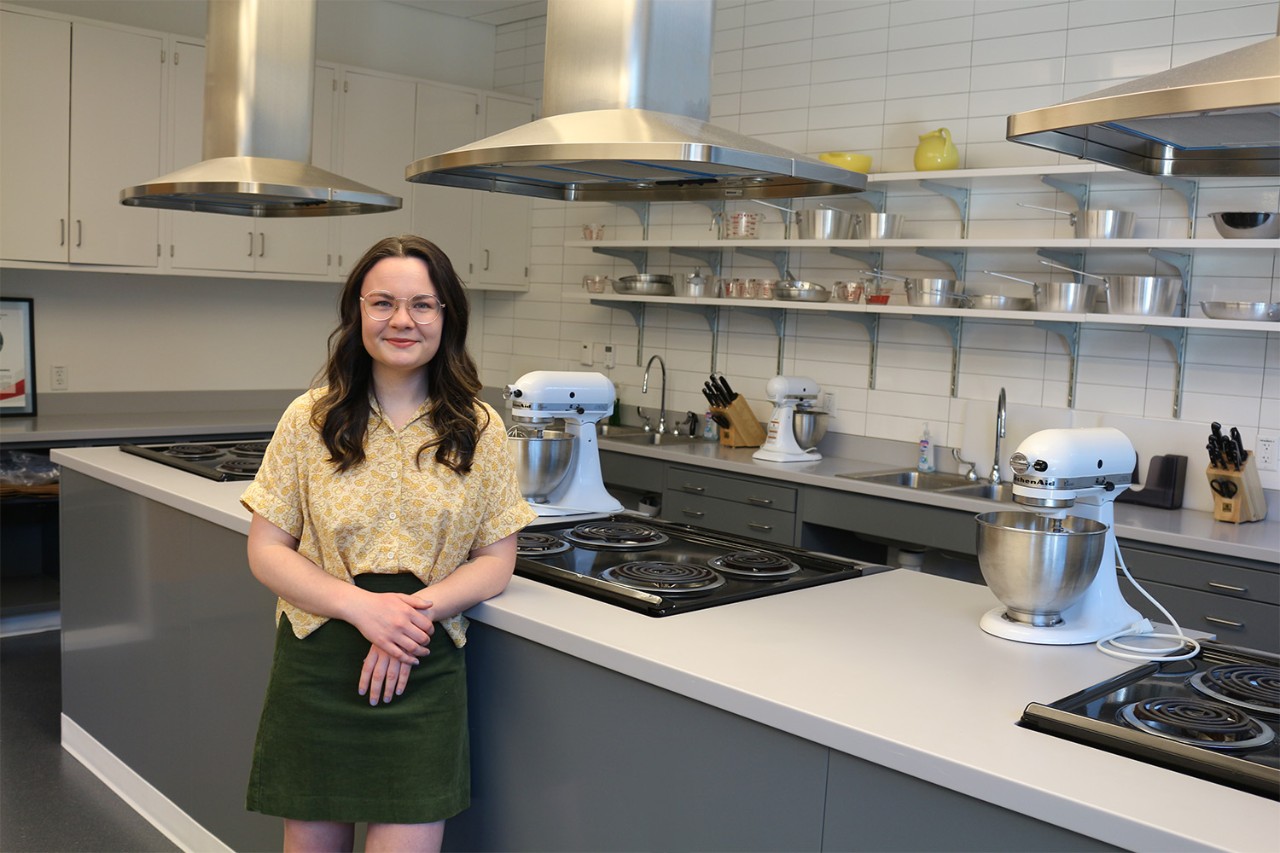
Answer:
[{"left": 311, "top": 234, "right": 489, "bottom": 474}]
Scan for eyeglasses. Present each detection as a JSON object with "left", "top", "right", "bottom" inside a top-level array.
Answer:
[{"left": 360, "top": 291, "right": 445, "bottom": 324}]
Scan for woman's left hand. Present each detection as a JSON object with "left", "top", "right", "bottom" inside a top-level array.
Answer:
[{"left": 359, "top": 641, "right": 423, "bottom": 705}]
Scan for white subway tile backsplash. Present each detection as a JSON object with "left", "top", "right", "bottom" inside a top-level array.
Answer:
[{"left": 481, "top": 0, "right": 1279, "bottom": 447}]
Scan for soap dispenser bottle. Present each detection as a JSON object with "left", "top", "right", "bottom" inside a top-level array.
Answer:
[{"left": 917, "top": 423, "right": 936, "bottom": 473}]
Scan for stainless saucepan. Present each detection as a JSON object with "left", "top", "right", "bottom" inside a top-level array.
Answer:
[
  {"left": 869, "top": 270, "right": 966, "bottom": 307},
  {"left": 1018, "top": 203, "right": 1135, "bottom": 239},
  {"left": 986, "top": 270, "right": 1096, "bottom": 314},
  {"left": 1040, "top": 260, "right": 1183, "bottom": 317}
]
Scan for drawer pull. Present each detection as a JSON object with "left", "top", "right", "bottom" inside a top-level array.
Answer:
[
  {"left": 746, "top": 496, "right": 774, "bottom": 506},
  {"left": 747, "top": 522, "right": 772, "bottom": 532},
  {"left": 1207, "top": 581, "right": 1247, "bottom": 594},
  {"left": 680, "top": 484, "right": 705, "bottom": 494},
  {"left": 1204, "top": 615, "right": 1245, "bottom": 630},
  {"left": 680, "top": 509, "right": 705, "bottom": 519}
]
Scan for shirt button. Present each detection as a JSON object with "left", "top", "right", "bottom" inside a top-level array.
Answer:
[
  {"left": 389, "top": 512, "right": 398, "bottom": 520},
  {"left": 391, "top": 470, "right": 399, "bottom": 478}
]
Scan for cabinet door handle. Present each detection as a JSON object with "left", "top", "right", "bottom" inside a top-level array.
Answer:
[
  {"left": 483, "top": 249, "right": 490, "bottom": 271},
  {"left": 680, "top": 509, "right": 704, "bottom": 519},
  {"left": 76, "top": 219, "right": 82, "bottom": 247},
  {"left": 258, "top": 232, "right": 265, "bottom": 257},
  {"left": 747, "top": 522, "right": 772, "bottom": 532},
  {"left": 59, "top": 218, "right": 66, "bottom": 247},
  {"left": 746, "top": 496, "right": 773, "bottom": 506},
  {"left": 1207, "top": 581, "right": 1247, "bottom": 594},
  {"left": 248, "top": 232, "right": 255, "bottom": 257},
  {"left": 1204, "top": 615, "right": 1244, "bottom": 630},
  {"left": 680, "top": 484, "right": 705, "bottom": 493}
]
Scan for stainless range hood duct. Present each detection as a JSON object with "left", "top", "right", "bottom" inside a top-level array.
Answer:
[
  {"left": 121, "top": 0, "right": 400, "bottom": 217},
  {"left": 1007, "top": 14, "right": 1280, "bottom": 177},
  {"left": 406, "top": 0, "right": 864, "bottom": 202}
]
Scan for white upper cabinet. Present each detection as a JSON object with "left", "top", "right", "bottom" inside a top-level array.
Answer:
[
  {"left": 1, "top": 11, "right": 162, "bottom": 266},
  {"left": 412, "top": 82, "right": 481, "bottom": 282},
  {"left": 472, "top": 94, "right": 533, "bottom": 290},
  {"left": 411, "top": 86, "right": 534, "bottom": 292},
  {"left": 335, "top": 68, "right": 415, "bottom": 276},
  {"left": 166, "top": 41, "right": 334, "bottom": 277}
]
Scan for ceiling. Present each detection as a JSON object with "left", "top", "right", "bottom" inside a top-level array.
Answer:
[{"left": 390, "top": 0, "right": 547, "bottom": 26}]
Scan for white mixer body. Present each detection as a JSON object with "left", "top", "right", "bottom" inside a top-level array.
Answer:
[
  {"left": 754, "top": 375, "right": 824, "bottom": 464},
  {"left": 506, "top": 370, "right": 622, "bottom": 517},
  {"left": 981, "top": 426, "right": 1144, "bottom": 644}
]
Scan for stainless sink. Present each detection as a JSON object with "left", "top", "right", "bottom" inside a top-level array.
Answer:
[
  {"left": 942, "top": 482, "right": 1013, "bottom": 502},
  {"left": 836, "top": 469, "right": 974, "bottom": 490},
  {"left": 604, "top": 431, "right": 704, "bottom": 447},
  {"left": 598, "top": 424, "right": 647, "bottom": 437}
]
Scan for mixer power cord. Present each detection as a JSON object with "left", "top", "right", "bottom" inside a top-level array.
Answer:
[{"left": 1096, "top": 546, "right": 1201, "bottom": 662}]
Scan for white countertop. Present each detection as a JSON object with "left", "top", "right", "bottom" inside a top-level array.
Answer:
[{"left": 51, "top": 446, "right": 1280, "bottom": 852}]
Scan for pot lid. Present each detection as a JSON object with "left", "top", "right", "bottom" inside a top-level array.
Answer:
[
  {"left": 1007, "top": 26, "right": 1280, "bottom": 177},
  {"left": 406, "top": 0, "right": 864, "bottom": 201},
  {"left": 121, "top": 0, "right": 400, "bottom": 217}
]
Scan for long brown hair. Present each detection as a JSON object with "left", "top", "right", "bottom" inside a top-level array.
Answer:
[{"left": 312, "top": 235, "right": 488, "bottom": 474}]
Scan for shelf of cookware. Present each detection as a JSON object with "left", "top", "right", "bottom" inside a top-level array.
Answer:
[
  {"left": 573, "top": 291, "right": 1276, "bottom": 420},
  {"left": 568, "top": 237, "right": 1279, "bottom": 251}
]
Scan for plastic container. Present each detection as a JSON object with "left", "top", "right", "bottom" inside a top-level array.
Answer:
[
  {"left": 917, "top": 423, "right": 936, "bottom": 473},
  {"left": 703, "top": 411, "right": 718, "bottom": 440}
]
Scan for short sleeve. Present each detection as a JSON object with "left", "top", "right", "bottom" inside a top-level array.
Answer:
[{"left": 240, "top": 392, "right": 314, "bottom": 538}]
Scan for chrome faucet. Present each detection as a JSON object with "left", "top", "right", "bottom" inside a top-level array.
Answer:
[
  {"left": 990, "top": 387, "right": 1006, "bottom": 485},
  {"left": 642, "top": 354, "right": 668, "bottom": 434}
]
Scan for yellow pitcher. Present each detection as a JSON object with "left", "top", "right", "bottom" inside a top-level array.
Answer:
[{"left": 914, "top": 127, "right": 959, "bottom": 171}]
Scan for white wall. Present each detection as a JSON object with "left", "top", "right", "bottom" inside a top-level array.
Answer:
[{"left": 481, "top": 0, "right": 1280, "bottom": 506}]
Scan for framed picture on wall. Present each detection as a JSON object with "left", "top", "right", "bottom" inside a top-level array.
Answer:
[{"left": 0, "top": 297, "right": 36, "bottom": 417}]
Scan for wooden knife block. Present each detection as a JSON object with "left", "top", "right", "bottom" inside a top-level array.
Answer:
[
  {"left": 712, "top": 396, "right": 766, "bottom": 448},
  {"left": 1207, "top": 456, "right": 1267, "bottom": 523}
]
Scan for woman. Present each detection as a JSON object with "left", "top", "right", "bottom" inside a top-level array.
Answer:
[{"left": 241, "top": 235, "right": 537, "bottom": 852}]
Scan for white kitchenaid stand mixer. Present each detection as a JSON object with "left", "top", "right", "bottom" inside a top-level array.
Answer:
[
  {"left": 980, "top": 427, "right": 1146, "bottom": 645},
  {"left": 505, "top": 370, "right": 623, "bottom": 517},
  {"left": 753, "top": 375, "right": 824, "bottom": 463}
]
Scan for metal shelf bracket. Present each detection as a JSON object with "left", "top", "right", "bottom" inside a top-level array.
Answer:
[
  {"left": 832, "top": 312, "right": 881, "bottom": 390},
  {"left": 613, "top": 201, "right": 652, "bottom": 239},
  {"left": 1154, "top": 177, "right": 1198, "bottom": 238},
  {"left": 831, "top": 247, "right": 883, "bottom": 271},
  {"left": 1041, "top": 176, "right": 1089, "bottom": 211},
  {"left": 920, "top": 180, "right": 970, "bottom": 238},
  {"left": 1034, "top": 320, "right": 1081, "bottom": 408},
  {"left": 916, "top": 248, "right": 967, "bottom": 282},
  {"left": 591, "top": 298, "right": 647, "bottom": 365},
  {"left": 736, "top": 306, "right": 788, "bottom": 374},
  {"left": 592, "top": 246, "right": 650, "bottom": 273},
  {"left": 910, "top": 314, "right": 964, "bottom": 396},
  {"left": 667, "top": 304, "right": 722, "bottom": 372},
  {"left": 670, "top": 247, "right": 723, "bottom": 278},
  {"left": 737, "top": 247, "right": 792, "bottom": 279},
  {"left": 1141, "top": 324, "right": 1189, "bottom": 419}
]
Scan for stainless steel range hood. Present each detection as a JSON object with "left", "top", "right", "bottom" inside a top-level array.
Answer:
[
  {"left": 121, "top": 0, "right": 400, "bottom": 217},
  {"left": 1007, "top": 20, "right": 1280, "bottom": 177},
  {"left": 406, "top": 0, "right": 864, "bottom": 202}
]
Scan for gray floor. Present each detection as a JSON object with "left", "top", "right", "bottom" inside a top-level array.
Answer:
[{"left": 0, "top": 625, "right": 179, "bottom": 853}]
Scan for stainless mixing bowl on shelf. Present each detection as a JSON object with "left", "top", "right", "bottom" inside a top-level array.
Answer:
[
  {"left": 507, "top": 427, "right": 575, "bottom": 501},
  {"left": 975, "top": 511, "right": 1108, "bottom": 626}
]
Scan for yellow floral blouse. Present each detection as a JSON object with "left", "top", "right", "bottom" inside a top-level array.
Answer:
[{"left": 241, "top": 388, "right": 537, "bottom": 647}]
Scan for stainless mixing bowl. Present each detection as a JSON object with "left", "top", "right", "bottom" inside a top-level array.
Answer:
[
  {"left": 793, "top": 410, "right": 828, "bottom": 449},
  {"left": 975, "top": 511, "right": 1108, "bottom": 626},
  {"left": 507, "top": 430, "right": 575, "bottom": 501}
]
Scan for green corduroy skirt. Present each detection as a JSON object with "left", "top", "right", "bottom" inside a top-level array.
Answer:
[{"left": 246, "top": 573, "right": 469, "bottom": 824}]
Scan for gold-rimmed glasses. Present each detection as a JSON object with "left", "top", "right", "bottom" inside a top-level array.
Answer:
[{"left": 360, "top": 291, "right": 445, "bottom": 324}]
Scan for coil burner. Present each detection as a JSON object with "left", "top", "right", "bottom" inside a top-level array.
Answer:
[
  {"left": 1190, "top": 665, "right": 1280, "bottom": 717},
  {"left": 165, "top": 443, "right": 224, "bottom": 460},
  {"left": 229, "top": 441, "right": 270, "bottom": 458},
  {"left": 600, "top": 561, "right": 725, "bottom": 595},
  {"left": 516, "top": 531, "right": 572, "bottom": 557},
  {"left": 565, "top": 522, "right": 669, "bottom": 550},
  {"left": 1118, "top": 697, "right": 1276, "bottom": 751},
  {"left": 708, "top": 550, "right": 800, "bottom": 579},
  {"left": 215, "top": 458, "right": 261, "bottom": 480}
]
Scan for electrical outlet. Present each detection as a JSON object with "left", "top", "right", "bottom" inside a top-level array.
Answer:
[
  {"left": 602, "top": 344, "right": 616, "bottom": 369},
  {"left": 822, "top": 391, "right": 836, "bottom": 414},
  {"left": 579, "top": 341, "right": 592, "bottom": 366},
  {"left": 51, "top": 365, "right": 68, "bottom": 391},
  {"left": 1256, "top": 434, "right": 1278, "bottom": 472}
]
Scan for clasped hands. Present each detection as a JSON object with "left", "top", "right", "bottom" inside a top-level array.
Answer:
[{"left": 351, "top": 591, "right": 435, "bottom": 705}]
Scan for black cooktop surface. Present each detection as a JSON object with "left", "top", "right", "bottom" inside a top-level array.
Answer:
[
  {"left": 1021, "top": 641, "right": 1279, "bottom": 799},
  {"left": 516, "top": 515, "right": 887, "bottom": 616}
]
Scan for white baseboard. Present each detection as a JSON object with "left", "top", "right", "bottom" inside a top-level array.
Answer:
[{"left": 61, "top": 714, "right": 232, "bottom": 853}]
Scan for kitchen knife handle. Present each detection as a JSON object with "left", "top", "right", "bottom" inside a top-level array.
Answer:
[{"left": 1203, "top": 615, "right": 1244, "bottom": 630}]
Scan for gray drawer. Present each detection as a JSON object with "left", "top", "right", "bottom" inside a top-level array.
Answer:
[
  {"left": 600, "top": 450, "right": 665, "bottom": 494},
  {"left": 1124, "top": 579, "right": 1279, "bottom": 654},
  {"left": 1119, "top": 542, "right": 1278, "bottom": 606},
  {"left": 666, "top": 466, "right": 797, "bottom": 512},
  {"left": 801, "top": 486, "right": 978, "bottom": 555},
  {"left": 661, "top": 490, "right": 796, "bottom": 546}
]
